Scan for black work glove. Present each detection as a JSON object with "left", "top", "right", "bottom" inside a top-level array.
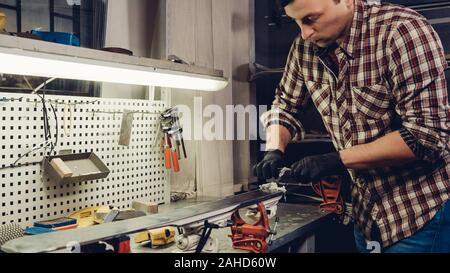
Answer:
[
  {"left": 252, "top": 149, "right": 285, "bottom": 181},
  {"left": 290, "top": 152, "right": 346, "bottom": 183}
]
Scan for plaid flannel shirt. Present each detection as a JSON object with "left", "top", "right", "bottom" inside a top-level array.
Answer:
[{"left": 262, "top": 0, "right": 450, "bottom": 247}]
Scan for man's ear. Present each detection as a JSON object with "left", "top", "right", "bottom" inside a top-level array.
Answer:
[{"left": 284, "top": 3, "right": 295, "bottom": 19}]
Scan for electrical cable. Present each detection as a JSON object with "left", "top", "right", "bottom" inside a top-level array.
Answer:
[
  {"left": 6, "top": 78, "right": 59, "bottom": 169},
  {"left": 31, "top": 77, "right": 56, "bottom": 94},
  {"left": 11, "top": 140, "right": 52, "bottom": 167}
]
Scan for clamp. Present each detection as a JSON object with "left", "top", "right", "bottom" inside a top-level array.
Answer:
[
  {"left": 278, "top": 167, "right": 347, "bottom": 218},
  {"left": 229, "top": 202, "right": 279, "bottom": 253},
  {"left": 311, "top": 176, "right": 345, "bottom": 215}
]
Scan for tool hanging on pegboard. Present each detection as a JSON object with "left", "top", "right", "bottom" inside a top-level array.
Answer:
[{"left": 154, "top": 107, "right": 187, "bottom": 173}]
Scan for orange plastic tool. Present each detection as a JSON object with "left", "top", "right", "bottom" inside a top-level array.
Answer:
[
  {"left": 229, "top": 202, "right": 271, "bottom": 253},
  {"left": 164, "top": 134, "right": 172, "bottom": 170},
  {"left": 164, "top": 134, "right": 180, "bottom": 173},
  {"left": 312, "top": 177, "right": 344, "bottom": 215},
  {"left": 171, "top": 148, "right": 180, "bottom": 173}
]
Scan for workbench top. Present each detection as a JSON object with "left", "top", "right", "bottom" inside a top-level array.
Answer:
[{"left": 131, "top": 197, "right": 330, "bottom": 253}]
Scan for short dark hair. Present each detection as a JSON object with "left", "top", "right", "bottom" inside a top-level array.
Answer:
[{"left": 277, "top": 0, "right": 294, "bottom": 8}]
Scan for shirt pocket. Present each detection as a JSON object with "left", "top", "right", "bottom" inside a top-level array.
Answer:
[
  {"left": 351, "top": 84, "right": 391, "bottom": 120},
  {"left": 306, "top": 81, "right": 331, "bottom": 119}
]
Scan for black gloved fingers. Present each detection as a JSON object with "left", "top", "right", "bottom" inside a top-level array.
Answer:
[
  {"left": 253, "top": 149, "right": 285, "bottom": 180},
  {"left": 291, "top": 160, "right": 309, "bottom": 183},
  {"left": 255, "top": 162, "right": 265, "bottom": 180},
  {"left": 270, "top": 161, "right": 281, "bottom": 179},
  {"left": 262, "top": 162, "right": 274, "bottom": 180},
  {"left": 254, "top": 161, "right": 276, "bottom": 180},
  {"left": 252, "top": 164, "right": 258, "bottom": 177},
  {"left": 290, "top": 160, "right": 301, "bottom": 180}
]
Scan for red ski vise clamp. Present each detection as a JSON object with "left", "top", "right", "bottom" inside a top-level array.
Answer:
[
  {"left": 229, "top": 202, "right": 278, "bottom": 253},
  {"left": 312, "top": 177, "right": 344, "bottom": 215}
]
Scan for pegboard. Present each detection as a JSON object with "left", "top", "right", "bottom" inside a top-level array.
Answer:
[{"left": 0, "top": 92, "right": 169, "bottom": 227}]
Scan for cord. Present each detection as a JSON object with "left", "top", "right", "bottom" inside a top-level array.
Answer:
[
  {"left": 36, "top": 82, "right": 58, "bottom": 157},
  {"left": 7, "top": 78, "right": 59, "bottom": 168},
  {"left": 31, "top": 77, "right": 56, "bottom": 95},
  {"left": 11, "top": 140, "right": 52, "bottom": 167}
]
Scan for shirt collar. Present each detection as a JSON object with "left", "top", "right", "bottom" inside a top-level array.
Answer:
[
  {"left": 338, "top": 0, "right": 365, "bottom": 59},
  {"left": 313, "top": 0, "right": 365, "bottom": 59}
]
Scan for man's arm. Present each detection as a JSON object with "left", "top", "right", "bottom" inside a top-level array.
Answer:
[
  {"left": 341, "top": 18, "right": 450, "bottom": 171},
  {"left": 260, "top": 36, "right": 310, "bottom": 146},
  {"left": 339, "top": 131, "right": 416, "bottom": 170},
  {"left": 288, "top": 130, "right": 418, "bottom": 182},
  {"left": 385, "top": 19, "right": 449, "bottom": 164},
  {"left": 254, "top": 36, "right": 310, "bottom": 180},
  {"left": 265, "top": 125, "right": 292, "bottom": 152},
  {"left": 343, "top": 19, "right": 450, "bottom": 171}
]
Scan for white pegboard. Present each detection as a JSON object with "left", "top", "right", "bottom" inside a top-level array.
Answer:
[{"left": 0, "top": 92, "right": 169, "bottom": 227}]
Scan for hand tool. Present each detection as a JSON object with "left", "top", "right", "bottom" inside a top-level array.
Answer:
[
  {"left": 157, "top": 107, "right": 185, "bottom": 172},
  {"left": 164, "top": 133, "right": 172, "bottom": 170},
  {"left": 168, "top": 125, "right": 186, "bottom": 159},
  {"left": 169, "top": 135, "right": 180, "bottom": 172},
  {"left": 170, "top": 110, "right": 187, "bottom": 158}
]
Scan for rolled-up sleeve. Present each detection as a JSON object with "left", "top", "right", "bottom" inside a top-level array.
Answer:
[
  {"left": 387, "top": 18, "right": 450, "bottom": 163},
  {"left": 260, "top": 37, "right": 310, "bottom": 141}
]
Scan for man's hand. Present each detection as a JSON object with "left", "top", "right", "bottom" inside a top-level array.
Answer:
[
  {"left": 290, "top": 152, "right": 346, "bottom": 183},
  {"left": 253, "top": 149, "right": 286, "bottom": 180}
]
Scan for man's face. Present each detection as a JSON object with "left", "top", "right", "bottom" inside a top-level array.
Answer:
[{"left": 285, "top": 0, "right": 354, "bottom": 47}]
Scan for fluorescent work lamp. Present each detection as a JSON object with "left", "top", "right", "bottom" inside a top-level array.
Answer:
[{"left": 0, "top": 45, "right": 228, "bottom": 92}]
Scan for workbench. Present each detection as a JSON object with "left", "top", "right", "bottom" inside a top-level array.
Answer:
[{"left": 131, "top": 197, "right": 333, "bottom": 253}]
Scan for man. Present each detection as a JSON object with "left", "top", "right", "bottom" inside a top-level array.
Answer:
[{"left": 253, "top": 0, "right": 449, "bottom": 253}]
